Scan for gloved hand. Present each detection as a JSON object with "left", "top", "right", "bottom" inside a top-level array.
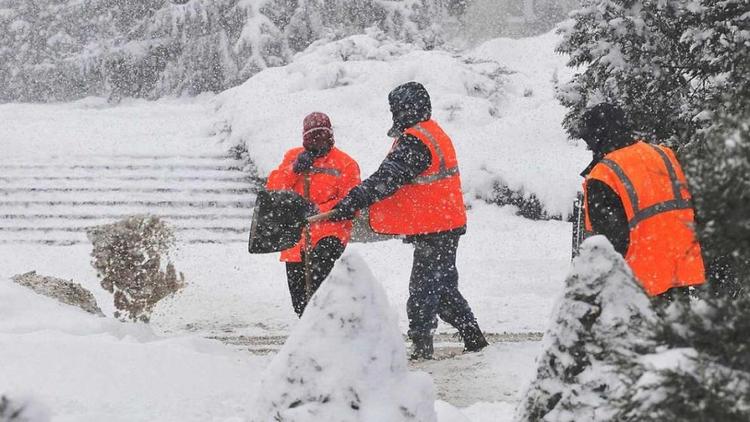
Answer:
[
  {"left": 329, "top": 194, "right": 360, "bottom": 221},
  {"left": 304, "top": 201, "right": 319, "bottom": 218},
  {"left": 292, "top": 151, "right": 314, "bottom": 174}
]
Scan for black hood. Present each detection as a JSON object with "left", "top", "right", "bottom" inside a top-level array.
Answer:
[
  {"left": 387, "top": 81, "right": 432, "bottom": 138},
  {"left": 578, "top": 103, "right": 636, "bottom": 175},
  {"left": 579, "top": 103, "right": 634, "bottom": 156}
]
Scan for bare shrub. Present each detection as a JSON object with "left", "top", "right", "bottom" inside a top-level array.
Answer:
[
  {"left": 486, "top": 181, "right": 561, "bottom": 221},
  {"left": 11, "top": 271, "right": 104, "bottom": 316},
  {"left": 87, "top": 215, "right": 184, "bottom": 322}
]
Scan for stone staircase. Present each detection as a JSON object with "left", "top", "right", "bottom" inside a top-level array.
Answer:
[{"left": 0, "top": 154, "right": 257, "bottom": 245}]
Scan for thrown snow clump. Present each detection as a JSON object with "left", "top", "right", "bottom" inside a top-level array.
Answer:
[
  {"left": 252, "top": 252, "right": 437, "bottom": 422},
  {"left": 515, "top": 236, "right": 658, "bottom": 422}
]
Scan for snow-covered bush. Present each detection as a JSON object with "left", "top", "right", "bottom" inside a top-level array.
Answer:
[
  {"left": 616, "top": 295, "right": 750, "bottom": 421},
  {"left": 487, "top": 182, "right": 561, "bottom": 220},
  {"left": 0, "top": 395, "right": 49, "bottom": 422},
  {"left": 252, "top": 252, "right": 437, "bottom": 422},
  {"left": 515, "top": 236, "right": 658, "bottom": 421},
  {"left": 87, "top": 215, "right": 185, "bottom": 322},
  {"left": 0, "top": 0, "right": 465, "bottom": 102}
]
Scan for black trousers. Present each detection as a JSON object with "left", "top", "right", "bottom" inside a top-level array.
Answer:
[
  {"left": 406, "top": 232, "right": 479, "bottom": 338},
  {"left": 652, "top": 286, "right": 693, "bottom": 314},
  {"left": 285, "top": 237, "right": 345, "bottom": 317}
]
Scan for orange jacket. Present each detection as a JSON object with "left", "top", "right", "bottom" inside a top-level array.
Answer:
[
  {"left": 369, "top": 119, "right": 467, "bottom": 235},
  {"left": 584, "top": 141, "right": 705, "bottom": 296},
  {"left": 266, "top": 147, "right": 360, "bottom": 262}
]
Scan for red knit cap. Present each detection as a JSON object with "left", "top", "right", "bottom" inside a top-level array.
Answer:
[{"left": 302, "top": 112, "right": 334, "bottom": 153}]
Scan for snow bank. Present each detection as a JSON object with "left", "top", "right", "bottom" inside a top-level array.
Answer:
[
  {"left": 0, "top": 96, "right": 220, "bottom": 160},
  {"left": 252, "top": 252, "right": 437, "bottom": 422},
  {"left": 0, "top": 279, "right": 263, "bottom": 422},
  {"left": 515, "top": 236, "right": 658, "bottom": 422},
  {"left": 0, "top": 394, "right": 50, "bottom": 422},
  {"left": 214, "top": 29, "right": 589, "bottom": 215}
]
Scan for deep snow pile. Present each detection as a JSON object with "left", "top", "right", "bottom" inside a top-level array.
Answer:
[
  {"left": 214, "top": 29, "right": 589, "bottom": 216},
  {"left": 515, "top": 236, "right": 659, "bottom": 422},
  {"left": 0, "top": 279, "right": 262, "bottom": 422},
  {"left": 0, "top": 394, "right": 49, "bottom": 422},
  {"left": 0, "top": 262, "right": 496, "bottom": 422},
  {"left": 253, "top": 253, "right": 438, "bottom": 422}
]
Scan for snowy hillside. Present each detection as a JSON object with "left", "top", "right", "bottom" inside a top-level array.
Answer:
[{"left": 215, "top": 29, "right": 589, "bottom": 215}]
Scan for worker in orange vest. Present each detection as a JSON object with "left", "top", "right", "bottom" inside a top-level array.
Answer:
[
  {"left": 579, "top": 103, "right": 706, "bottom": 301},
  {"left": 266, "top": 112, "right": 360, "bottom": 317},
  {"left": 327, "top": 82, "right": 488, "bottom": 359}
]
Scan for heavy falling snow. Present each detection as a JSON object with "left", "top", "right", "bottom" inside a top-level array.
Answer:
[{"left": 1, "top": 17, "right": 589, "bottom": 422}]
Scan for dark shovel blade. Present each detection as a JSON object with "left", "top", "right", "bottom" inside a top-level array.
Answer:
[{"left": 248, "top": 190, "right": 312, "bottom": 254}]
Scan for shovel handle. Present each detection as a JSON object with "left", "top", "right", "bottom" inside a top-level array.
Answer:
[{"left": 307, "top": 210, "right": 335, "bottom": 224}]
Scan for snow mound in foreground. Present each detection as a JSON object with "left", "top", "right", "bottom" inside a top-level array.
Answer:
[
  {"left": 0, "top": 394, "right": 50, "bottom": 422},
  {"left": 0, "top": 279, "right": 260, "bottom": 421},
  {"left": 515, "top": 236, "right": 658, "bottom": 422},
  {"left": 252, "top": 252, "right": 437, "bottom": 422}
]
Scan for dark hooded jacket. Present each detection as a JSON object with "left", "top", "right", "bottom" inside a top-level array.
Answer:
[
  {"left": 333, "top": 82, "right": 465, "bottom": 237},
  {"left": 580, "top": 103, "right": 637, "bottom": 255}
]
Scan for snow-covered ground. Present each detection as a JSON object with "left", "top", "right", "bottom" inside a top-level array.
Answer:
[
  {"left": 1, "top": 30, "right": 590, "bottom": 421},
  {"left": 0, "top": 280, "right": 262, "bottom": 422}
]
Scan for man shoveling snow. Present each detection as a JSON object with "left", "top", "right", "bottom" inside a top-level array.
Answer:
[{"left": 314, "top": 82, "right": 489, "bottom": 360}]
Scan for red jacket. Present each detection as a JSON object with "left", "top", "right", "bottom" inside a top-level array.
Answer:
[{"left": 266, "top": 147, "right": 360, "bottom": 262}]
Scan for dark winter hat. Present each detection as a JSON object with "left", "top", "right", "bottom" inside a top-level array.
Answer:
[
  {"left": 302, "top": 112, "right": 334, "bottom": 155},
  {"left": 579, "top": 103, "right": 631, "bottom": 153},
  {"left": 387, "top": 81, "right": 432, "bottom": 138}
]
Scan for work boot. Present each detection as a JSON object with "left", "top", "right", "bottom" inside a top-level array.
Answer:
[
  {"left": 460, "top": 321, "right": 488, "bottom": 353},
  {"left": 409, "top": 335, "right": 434, "bottom": 361}
]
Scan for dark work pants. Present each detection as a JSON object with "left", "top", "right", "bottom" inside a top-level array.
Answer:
[
  {"left": 285, "top": 236, "right": 345, "bottom": 317},
  {"left": 651, "top": 286, "right": 693, "bottom": 315},
  {"left": 406, "top": 233, "right": 478, "bottom": 338}
]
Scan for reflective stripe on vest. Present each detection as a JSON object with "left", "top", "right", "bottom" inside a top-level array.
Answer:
[
  {"left": 368, "top": 119, "right": 466, "bottom": 235},
  {"left": 308, "top": 167, "right": 341, "bottom": 177},
  {"left": 409, "top": 124, "right": 460, "bottom": 185},
  {"left": 599, "top": 144, "right": 692, "bottom": 229}
]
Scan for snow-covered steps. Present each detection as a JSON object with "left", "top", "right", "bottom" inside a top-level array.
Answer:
[{"left": 0, "top": 155, "right": 257, "bottom": 245}]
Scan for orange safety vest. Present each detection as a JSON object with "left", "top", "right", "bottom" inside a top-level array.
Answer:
[
  {"left": 584, "top": 141, "right": 706, "bottom": 296},
  {"left": 369, "top": 119, "right": 467, "bottom": 235},
  {"left": 266, "top": 147, "right": 360, "bottom": 262}
]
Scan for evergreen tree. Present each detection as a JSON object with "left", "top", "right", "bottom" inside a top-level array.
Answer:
[
  {"left": 515, "top": 237, "right": 659, "bottom": 422},
  {"left": 0, "top": 0, "right": 465, "bottom": 102}
]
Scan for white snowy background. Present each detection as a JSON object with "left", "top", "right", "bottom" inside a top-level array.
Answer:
[{"left": 1, "top": 27, "right": 590, "bottom": 422}]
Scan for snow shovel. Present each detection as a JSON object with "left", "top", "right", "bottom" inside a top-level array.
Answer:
[
  {"left": 247, "top": 189, "right": 315, "bottom": 254},
  {"left": 303, "top": 173, "right": 314, "bottom": 300},
  {"left": 570, "top": 191, "right": 586, "bottom": 260}
]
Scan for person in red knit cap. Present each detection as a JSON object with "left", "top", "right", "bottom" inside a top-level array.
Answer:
[{"left": 266, "top": 112, "right": 361, "bottom": 317}]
